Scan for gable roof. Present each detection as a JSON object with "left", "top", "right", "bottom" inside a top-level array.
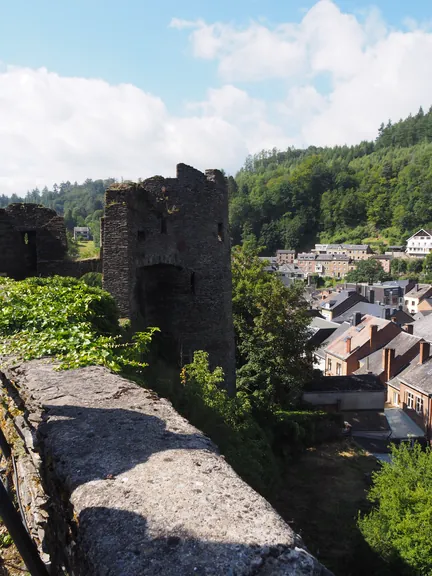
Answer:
[
  {"left": 405, "top": 284, "right": 432, "bottom": 300},
  {"left": 320, "top": 290, "right": 364, "bottom": 311},
  {"left": 325, "top": 315, "right": 398, "bottom": 360},
  {"left": 413, "top": 316, "right": 432, "bottom": 342},
  {"left": 407, "top": 229, "right": 432, "bottom": 241},
  {"left": 398, "top": 356, "right": 432, "bottom": 396},
  {"left": 276, "top": 249, "right": 295, "bottom": 254},
  {"left": 315, "top": 321, "right": 351, "bottom": 359},
  {"left": 355, "top": 332, "right": 422, "bottom": 376}
]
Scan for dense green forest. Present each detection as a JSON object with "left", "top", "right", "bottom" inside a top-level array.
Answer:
[{"left": 3, "top": 106, "right": 432, "bottom": 253}]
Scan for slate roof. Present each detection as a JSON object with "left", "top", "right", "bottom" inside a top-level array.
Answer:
[
  {"left": 304, "top": 374, "right": 383, "bottom": 392},
  {"left": 355, "top": 332, "right": 422, "bottom": 376},
  {"left": 276, "top": 250, "right": 295, "bottom": 254},
  {"left": 405, "top": 284, "right": 432, "bottom": 300},
  {"left": 315, "top": 322, "right": 351, "bottom": 359},
  {"left": 413, "top": 316, "right": 432, "bottom": 342},
  {"left": 398, "top": 356, "right": 432, "bottom": 396},
  {"left": 316, "top": 254, "right": 350, "bottom": 261},
  {"left": 387, "top": 355, "right": 420, "bottom": 391},
  {"left": 320, "top": 290, "right": 360, "bottom": 310},
  {"left": 332, "top": 303, "right": 390, "bottom": 323},
  {"left": 278, "top": 263, "right": 304, "bottom": 274},
  {"left": 325, "top": 315, "right": 395, "bottom": 361}
]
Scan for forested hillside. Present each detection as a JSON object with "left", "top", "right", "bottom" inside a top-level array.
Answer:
[
  {"left": 230, "top": 106, "right": 432, "bottom": 253},
  {"left": 3, "top": 106, "right": 432, "bottom": 253},
  {"left": 0, "top": 178, "right": 114, "bottom": 247}
]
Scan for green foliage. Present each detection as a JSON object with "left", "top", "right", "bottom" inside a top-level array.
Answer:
[
  {"left": 0, "top": 531, "right": 13, "bottom": 548},
  {"left": 230, "top": 108, "right": 432, "bottom": 252},
  {"left": 180, "top": 351, "right": 279, "bottom": 494},
  {"left": 232, "top": 242, "right": 314, "bottom": 414},
  {"left": 66, "top": 231, "right": 80, "bottom": 259},
  {"left": 80, "top": 272, "right": 103, "bottom": 288},
  {"left": 345, "top": 258, "right": 391, "bottom": 283},
  {"left": 0, "top": 276, "right": 157, "bottom": 372},
  {"left": 358, "top": 443, "right": 432, "bottom": 575}
]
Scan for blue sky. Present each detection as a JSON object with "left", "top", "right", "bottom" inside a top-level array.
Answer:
[
  {"left": 0, "top": 0, "right": 429, "bottom": 109},
  {"left": 1, "top": 0, "right": 432, "bottom": 193}
]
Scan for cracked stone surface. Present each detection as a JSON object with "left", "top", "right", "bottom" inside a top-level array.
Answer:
[{"left": 2, "top": 360, "right": 332, "bottom": 576}]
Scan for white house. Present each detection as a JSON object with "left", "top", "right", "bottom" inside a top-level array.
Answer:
[{"left": 406, "top": 229, "right": 432, "bottom": 258}]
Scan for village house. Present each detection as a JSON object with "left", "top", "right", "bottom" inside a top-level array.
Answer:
[
  {"left": 404, "top": 284, "right": 432, "bottom": 315},
  {"left": 314, "top": 321, "right": 351, "bottom": 372},
  {"left": 296, "top": 252, "right": 317, "bottom": 275},
  {"left": 315, "top": 254, "right": 351, "bottom": 278},
  {"left": 319, "top": 290, "right": 368, "bottom": 320},
  {"left": 405, "top": 228, "right": 432, "bottom": 258},
  {"left": 355, "top": 330, "right": 422, "bottom": 383},
  {"left": 332, "top": 301, "right": 414, "bottom": 326},
  {"left": 324, "top": 314, "right": 401, "bottom": 377},
  {"left": 275, "top": 249, "right": 295, "bottom": 265},
  {"left": 73, "top": 226, "right": 91, "bottom": 240},
  {"left": 369, "top": 254, "right": 392, "bottom": 273},
  {"left": 312, "top": 243, "right": 373, "bottom": 260},
  {"left": 387, "top": 342, "right": 432, "bottom": 438},
  {"left": 345, "top": 280, "right": 415, "bottom": 307}
]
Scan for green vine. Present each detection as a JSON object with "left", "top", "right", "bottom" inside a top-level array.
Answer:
[{"left": 0, "top": 276, "right": 158, "bottom": 372}]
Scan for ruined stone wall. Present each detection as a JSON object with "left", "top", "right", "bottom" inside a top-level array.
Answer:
[
  {"left": 103, "top": 164, "right": 236, "bottom": 392},
  {"left": 0, "top": 359, "right": 331, "bottom": 576},
  {"left": 0, "top": 204, "right": 68, "bottom": 279}
]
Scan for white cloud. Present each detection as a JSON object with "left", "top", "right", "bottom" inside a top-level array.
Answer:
[
  {"left": 0, "top": 66, "right": 294, "bottom": 195},
  {"left": 3, "top": 1, "right": 432, "bottom": 195},
  {"left": 173, "top": 0, "right": 432, "bottom": 146}
]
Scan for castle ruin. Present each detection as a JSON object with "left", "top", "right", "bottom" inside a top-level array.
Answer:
[{"left": 101, "top": 164, "right": 236, "bottom": 392}]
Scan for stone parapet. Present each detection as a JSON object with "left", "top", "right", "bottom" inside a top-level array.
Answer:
[{"left": 0, "top": 360, "right": 331, "bottom": 575}]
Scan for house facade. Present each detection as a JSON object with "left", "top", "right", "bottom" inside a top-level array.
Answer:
[
  {"left": 387, "top": 342, "right": 432, "bottom": 438},
  {"left": 404, "top": 284, "right": 432, "bottom": 315},
  {"left": 324, "top": 315, "right": 401, "bottom": 376},
  {"left": 406, "top": 229, "right": 432, "bottom": 257},
  {"left": 275, "top": 250, "right": 295, "bottom": 265}
]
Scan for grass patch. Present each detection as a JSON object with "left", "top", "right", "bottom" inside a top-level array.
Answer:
[
  {"left": 77, "top": 240, "right": 99, "bottom": 259},
  {"left": 271, "top": 439, "right": 383, "bottom": 576}
]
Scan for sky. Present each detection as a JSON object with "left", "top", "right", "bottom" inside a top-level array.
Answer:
[{"left": 1, "top": 0, "right": 432, "bottom": 195}]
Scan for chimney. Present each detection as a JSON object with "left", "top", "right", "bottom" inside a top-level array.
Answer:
[
  {"left": 386, "top": 348, "right": 395, "bottom": 381},
  {"left": 391, "top": 316, "right": 397, "bottom": 323},
  {"left": 382, "top": 348, "right": 387, "bottom": 371},
  {"left": 419, "top": 341, "right": 430, "bottom": 365},
  {"left": 416, "top": 284, "right": 419, "bottom": 291},
  {"left": 370, "top": 325, "right": 378, "bottom": 349},
  {"left": 345, "top": 337, "right": 352, "bottom": 354},
  {"left": 352, "top": 312, "right": 362, "bottom": 326},
  {"left": 369, "top": 289, "right": 375, "bottom": 304},
  {"left": 404, "top": 324, "right": 414, "bottom": 335}
]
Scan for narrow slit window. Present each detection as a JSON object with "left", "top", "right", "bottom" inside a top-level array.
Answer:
[
  {"left": 190, "top": 272, "right": 195, "bottom": 295},
  {"left": 161, "top": 216, "right": 167, "bottom": 234},
  {"left": 218, "top": 222, "right": 223, "bottom": 242}
]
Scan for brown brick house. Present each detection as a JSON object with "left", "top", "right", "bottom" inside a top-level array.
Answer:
[
  {"left": 324, "top": 314, "right": 401, "bottom": 376},
  {"left": 355, "top": 331, "right": 422, "bottom": 383},
  {"left": 387, "top": 342, "right": 432, "bottom": 438},
  {"left": 275, "top": 250, "right": 295, "bottom": 265}
]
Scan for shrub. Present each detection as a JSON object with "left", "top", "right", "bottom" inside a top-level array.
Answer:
[
  {"left": 80, "top": 272, "right": 103, "bottom": 288},
  {"left": 0, "top": 276, "right": 157, "bottom": 372},
  {"left": 180, "top": 351, "right": 280, "bottom": 494}
]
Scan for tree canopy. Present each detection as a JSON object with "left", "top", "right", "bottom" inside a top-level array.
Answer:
[
  {"left": 358, "top": 442, "right": 432, "bottom": 575},
  {"left": 345, "top": 259, "right": 391, "bottom": 283}
]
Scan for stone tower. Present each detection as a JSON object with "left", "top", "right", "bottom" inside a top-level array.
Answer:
[{"left": 101, "top": 164, "right": 236, "bottom": 393}]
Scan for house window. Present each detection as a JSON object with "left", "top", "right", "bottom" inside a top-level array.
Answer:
[
  {"left": 415, "top": 396, "right": 423, "bottom": 414},
  {"left": 327, "top": 358, "right": 332, "bottom": 372},
  {"left": 407, "top": 392, "right": 414, "bottom": 409},
  {"left": 336, "top": 363, "right": 341, "bottom": 375},
  {"left": 411, "top": 300, "right": 416, "bottom": 307}
]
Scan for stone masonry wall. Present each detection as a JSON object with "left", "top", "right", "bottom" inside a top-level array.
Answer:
[
  {"left": 0, "top": 204, "right": 68, "bottom": 279},
  {"left": 0, "top": 359, "right": 331, "bottom": 576},
  {"left": 103, "top": 164, "right": 236, "bottom": 393}
]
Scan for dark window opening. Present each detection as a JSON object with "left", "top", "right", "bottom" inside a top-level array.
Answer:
[
  {"left": 137, "top": 230, "right": 146, "bottom": 242},
  {"left": 161, "top": 216, "right": 167, "bottom": 234},
  {"left": 218, "top": 222, "right": 224, "bottom": 242},
  {"left": 190, "top": 272, "right": 195, "bottom": 295},
  {"left": 20, "top": 231, "right": 37, "bottom": 274}
]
